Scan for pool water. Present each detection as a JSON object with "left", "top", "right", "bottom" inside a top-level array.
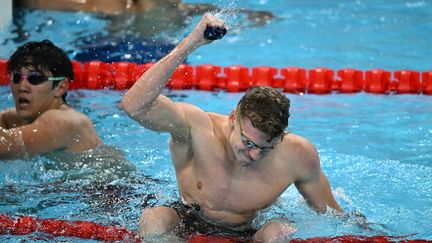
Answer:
[{"left": 1, "top": 0, "right": 432, "bottom": 241}]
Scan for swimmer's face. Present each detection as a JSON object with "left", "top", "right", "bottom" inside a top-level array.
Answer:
[
  {"left": 11, "top": 66, "right": 62, "bottom": 123},
  {"left": 230, "top": 110, "right": 280, "bottom": 167}
]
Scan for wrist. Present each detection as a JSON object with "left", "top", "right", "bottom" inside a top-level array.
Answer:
[{"left": 181, "top": 37, "right": 200, "bottom": 53}]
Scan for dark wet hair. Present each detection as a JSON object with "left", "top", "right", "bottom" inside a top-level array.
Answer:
[
  {"left": 7, "top": 40, "right": 73, "bottom": 103},
  {"left": 237, "top": 86, "right": 290, "bottom": 141}
]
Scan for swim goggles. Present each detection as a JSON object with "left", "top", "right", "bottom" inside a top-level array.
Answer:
[
  {"left": 237, "top": 109, "right": 277, "bottom": 153},
  {"left": 12, "top": 71, "right": 66, "bottom": 85}
]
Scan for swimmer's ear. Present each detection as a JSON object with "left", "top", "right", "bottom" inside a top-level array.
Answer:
[{"left": 54, "top": 79, "right": 69, "bottom": 98}]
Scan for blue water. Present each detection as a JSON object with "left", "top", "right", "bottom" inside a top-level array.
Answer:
[{"left": 1, "top": 0, "right": 432, "bottom": 241}]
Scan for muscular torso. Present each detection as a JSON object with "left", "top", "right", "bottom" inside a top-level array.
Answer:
[{"left": 169, "top": 112, "right": 302, "bottom": 225}]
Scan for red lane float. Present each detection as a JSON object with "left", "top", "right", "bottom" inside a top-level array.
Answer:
[
  {"left": 393, "top": 70, "right": 421, "bottom": 94},
  {"left": 111, "top": 62, "right": 138, "bottom": 90},
  {"left": 364, "top": 69, "right": 391, "bottom": 94},
  {"left": 421, "top": 71, "right": 432, "bottom": 95},
  {"left": 0, "top": 59, "right": 9, "bottom": 85},
  {"left": 280, "top": 67, "right": 307, "bottom": 94},
  {"left": 336, "top": 68, "right": 363, "bottom": 93},
  {"left": 194, "top": 64, "right": 222, "bottom": 91},
  {"left": 0, "top": 215, "right": 430, "bottom": 243},
  {"left": 0, "top": 214, "right": 137, "bottom": 241},
  {"left": 223, "top": 65, "right": 250, "bottom": 92},
  {"left": 308, "top": 68, "right": 334, "bottom": 94},
  {"left": 70, "top": 61, "right": 85, "bottom": 90},
  {"left": 251, "top": 66, "right": 277, "bottom": 87},
  {"left": 0, "top": 59, "right": 431, "bottom": 95},
  {"left": 83, "top": 61, "right": 112, "bottom": 89}
]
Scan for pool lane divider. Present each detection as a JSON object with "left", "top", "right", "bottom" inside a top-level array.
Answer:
[
  {"left": 1, "top": 59, "right": 431, "bottom": 94},
  {"left": 0, "top": 214, "right": 429, "bottom": 242},
  {"left": 0, "top": 214, "right": 137, "bottom": 241}
]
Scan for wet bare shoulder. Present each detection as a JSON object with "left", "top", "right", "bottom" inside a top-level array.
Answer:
[
  {"left": 37, "top": 108, "right": 101, "bottom": 148},
  {"left": 177, "top": 102, "right": 215, "bottom": 127},
  {"left": 207, "top": 112, "right": 226, "bottom": 123},
  {"left": 281, "top": 133, "right": 321, "bottom": 180},
  {"left": 37, "top": 108, "right": 95, "bottom": 131}
]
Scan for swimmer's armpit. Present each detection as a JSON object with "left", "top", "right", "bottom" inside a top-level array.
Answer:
[{"left": 0, "top": 128, "right": 28, "bottom": 160}]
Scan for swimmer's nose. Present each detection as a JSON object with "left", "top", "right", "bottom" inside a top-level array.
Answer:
[
  {"left": 17, "top": 78, "right": 31, "bottom": 92},
  {"left": 247, "top": 148, "right": 261, "bottom": 161}
]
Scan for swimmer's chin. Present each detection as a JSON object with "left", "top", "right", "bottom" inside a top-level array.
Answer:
[{"left": 239, "top": 159, "right": 254, "bottom": 167}]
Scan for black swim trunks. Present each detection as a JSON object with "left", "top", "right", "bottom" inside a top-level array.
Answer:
[{"left": 168, "top": 201, "right": 257, "bottom": 240}]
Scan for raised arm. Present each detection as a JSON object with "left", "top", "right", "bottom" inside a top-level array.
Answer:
[
  {"left": 293, "top": 138, "right": 343, "bottom": 214},
  {"left": 120, "top": 14, "right": 225, "bottom": 141}
]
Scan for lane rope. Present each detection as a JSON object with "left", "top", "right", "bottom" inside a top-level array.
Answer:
[
  {"left": 0, "top": 214, "right": 429, "bottom": 242},
  {"left": 1, "top": 59, "right": 431, "bottom": 94}
]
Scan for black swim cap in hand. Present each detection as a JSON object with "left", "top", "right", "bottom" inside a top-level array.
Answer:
[{"left": 204, "top": 25, "right": 227, "bottom": 40}]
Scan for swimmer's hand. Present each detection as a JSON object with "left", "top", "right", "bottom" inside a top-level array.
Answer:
[
  {"left": 187, "top": 13, "right": 226, "bottom": 46},
  {"left": 343, "top": 211, "right": 369, "bottom": 228},
  {"left": 342, "top": 211, "right": 388, "bottom": 234}
]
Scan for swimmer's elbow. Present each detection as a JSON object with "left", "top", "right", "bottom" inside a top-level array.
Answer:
[
  {"left": 0, "top": 146, "right": 26, "bottom": 161},
  {"left": 120, "top": 97, "right": 141, "bottom": 117},
  {"left": 0, "top": 152, "right": 19, "bottom": 161},
  {"left": 1, "top": 130, "right": 22, "bottom": 160},
  {"left": 0, "top": 139, "right": 28, "bottom": 161},
  {"left": 121, "top": 95, "right": 160, "bottom": 123},
  {"left": 120, "top": 98, "right": 132, "bottom": 115}
]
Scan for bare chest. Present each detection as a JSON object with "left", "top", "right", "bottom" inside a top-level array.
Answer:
[{"left": 174, "top": 144, "right": 293, "bottom": 214}]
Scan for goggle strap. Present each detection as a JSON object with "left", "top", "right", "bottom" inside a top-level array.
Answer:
[{"left": 48, "top": 77, "right": 66, "bottom": 81}]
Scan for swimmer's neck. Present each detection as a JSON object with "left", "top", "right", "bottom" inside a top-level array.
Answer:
[{"left": 20, "top": 102, "right": 69, "bottom": 124}]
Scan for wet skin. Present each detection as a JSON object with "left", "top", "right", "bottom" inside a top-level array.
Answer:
[
  {"left": 121, "top": 14, "right": 343, "bottom": 242},
  {"left": 1, "top": 66, "right": 101, "bottom": 159}
]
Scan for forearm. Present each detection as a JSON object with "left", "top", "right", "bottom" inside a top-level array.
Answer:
[
  {"left": 121, "top": 37, "right": 198, "bottom": 117},
  {"left": 0, "top": 128, "right": 27, "bottom": 160},
  {"left": 322, "top": 194, "right": 343, "bottom": 214},
  {"left": 296, "top": 172, "right": 344, "bottom": 215},
  {"left": 311, "top": 186, "right": 343, "bottom": 214},
  {"left": 306, "top": 196, "right": 342, "bottom": 214}
]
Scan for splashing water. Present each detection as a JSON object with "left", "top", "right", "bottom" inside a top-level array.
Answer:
[
  {"left": 0, "top": 129, "right": 28, "bottom": 158},
  {"left": 209, "top": 0, "right": 245, "bottom": 33}
]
